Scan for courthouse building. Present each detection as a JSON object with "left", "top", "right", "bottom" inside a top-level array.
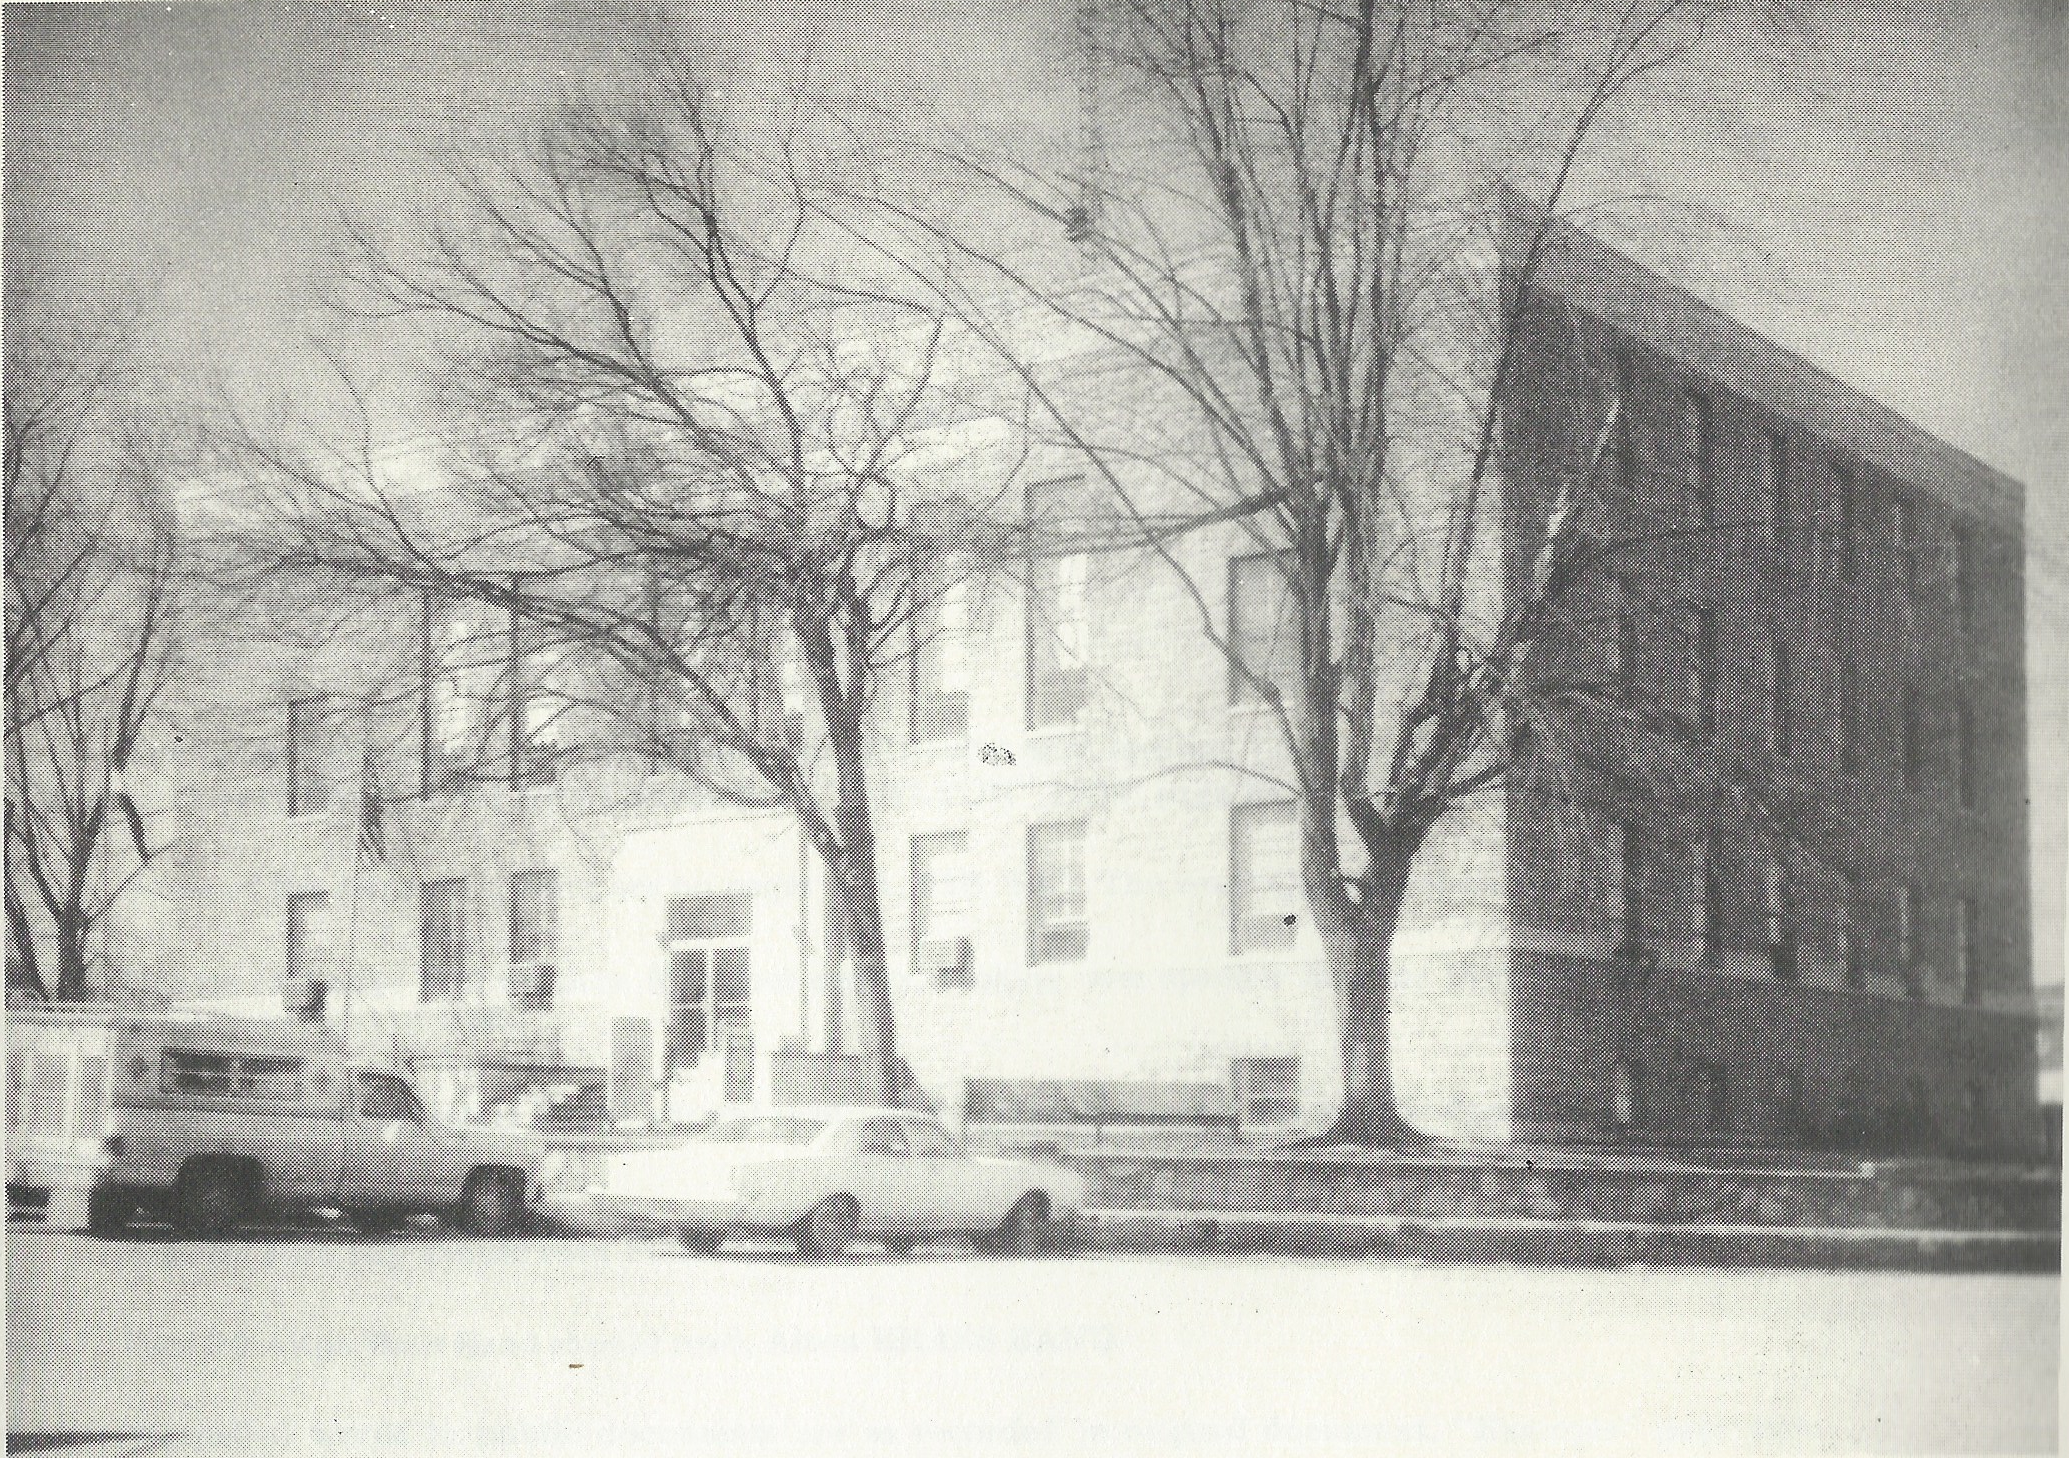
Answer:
[{"left": 136, "top": 214, "right": 2039, "bottom": 1156}]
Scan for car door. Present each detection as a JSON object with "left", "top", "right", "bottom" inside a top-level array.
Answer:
[
  {"left": 846, "top": 1117, "right": 919, "bottom": 1235},
  {"left": 901, "top": 1117, "right": 993, "bottom": 1230},
  {"left": 340, "top": 1071, "right": 440, "bottom": 1210}
]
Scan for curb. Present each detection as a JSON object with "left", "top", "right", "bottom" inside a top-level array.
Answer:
[{"left": 1077, "top": 1207, "right": 2062, "bottom": 1272}]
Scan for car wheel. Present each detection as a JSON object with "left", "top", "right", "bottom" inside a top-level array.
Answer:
[
  {"left": 878, "top": 1235, "right": 917, "bottom": 1258},
  {"left": 795, "top": 1194, "right": 859, "bottom": 1260},
  {"left": 177, "top": 1163, "right": 249, "bottom": 1238},
  {"left": 676, "top": 1226, "right": 725, "bottom": 1255},
  {"left": 86, "top": 1187, "right": 134, "bottom": 1238},
  {"left": 459, "top": 1170, "right": 521, "bottom": 1238},
  {"left": 988, "top": 1193, "right": 1053, "bottom": 1257}
]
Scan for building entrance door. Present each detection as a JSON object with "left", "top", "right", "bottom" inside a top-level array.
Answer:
[{"left": 664, "top": 894, "right": 753, "bottom": 1095}]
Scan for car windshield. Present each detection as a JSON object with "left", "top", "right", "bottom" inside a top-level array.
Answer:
[{"left": 704, "top": 1116, "right": 827, "bottom": 1146}]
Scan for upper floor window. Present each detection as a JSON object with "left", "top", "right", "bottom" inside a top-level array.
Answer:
[
  {"left": 911, "top": 832, "right": 973, "bottom": 987},
  {"left": 1765, "top": 431, "right": 1795, "bottom": 551},
  {"left": 512, "top": 629, "right": 565, "bottom": 790},
  {"left": 1769, "top": 633, "right": 1793, "bottom": 759},
  {"left": 1841, "top": 872, "right": 1866, "bottom": 990},
  {"left": 420, "top": 877, "right": 469, "bottom": 1004},
  {"left": 1765, "top": 855, "right": 1796, "bottom": 980},
  {"left": 285, "top": 696, "right": 334, "bottom": 818},
  {"left": 1028, "top": 820, "right": 1088, "bottom": 963},
  {"left": 1026, "top": 477, "right": 1090, "bottom": 729},
  {"left": 1889, "top": 494, "right": 1917, "bottom": 605},
  {"left": 911, "top": 578, "right": 971, "bottom": 744},
  {"left": 1229, "top": 550, "right": 1298, "bottom": 706},
  {"left": 1900, "top": 690, "right": 1925, "bottom": 794},
  {"left": 508, "top": 868, "right": 559, "bottom": 1011},
  {"left": 1835, "top": 660, "right": 1859, "bottom": 779},
  {"left": 1231, "top": 800, "right": 1301, "bottom": 953},
  {"left": 1955, "top": 702, "right": 1977, "bottom": 810},
  {"left": 1690, "top": 831, "right": 1718, "bottom": 964},
  {"left": 1826, "top": 460, "right": 1858, "bottom": 584},
  {"left": 1680, "top": 392, "right": 1712, "bottom": 526},
  {"left": 1951, "top": 524, "right": 1975, "bottom": 637},
  {"left": 1613, "top": 821, "right": 1644, "bottom": 956},
  {"left": 423, "top": 594, "right": 492, "bottom": 794},
  {"left": 1685, "top": 608, "right": 1717, "bottom": 740}
]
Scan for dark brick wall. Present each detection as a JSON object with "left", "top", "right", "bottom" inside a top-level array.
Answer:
[{"left": 1497, "top": 237, "right": 2035, "bottom": 1159}]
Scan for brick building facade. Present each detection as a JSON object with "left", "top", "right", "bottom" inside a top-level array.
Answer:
[{"left": 138, "top": 215, "right": 2039, "bottom": 1156}]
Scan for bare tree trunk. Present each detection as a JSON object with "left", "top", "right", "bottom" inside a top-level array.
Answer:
[
  {"left": 1311, "top": 849, "right": 1420, "bottom": 1147},
  {"left": 824, "top": 686, "right": 899, "bottom": 1108}
]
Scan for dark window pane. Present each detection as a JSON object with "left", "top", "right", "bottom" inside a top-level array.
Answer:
[{"left": 713, "top": 945, "right": 751, "bottom": 1004}]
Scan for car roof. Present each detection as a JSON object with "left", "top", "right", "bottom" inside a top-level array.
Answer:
[{"left": 718, "top": 1104, "right": 936, "bottom": 1123}]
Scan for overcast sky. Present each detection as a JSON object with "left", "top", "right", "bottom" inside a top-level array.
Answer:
[{"left": 6, "top": 0, "right": 2065, "bottom": 977}]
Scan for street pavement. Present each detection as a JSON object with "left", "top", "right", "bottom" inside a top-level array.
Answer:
[{"left": 6, "top": 1225, "right": 2058, "bottom": 1456}]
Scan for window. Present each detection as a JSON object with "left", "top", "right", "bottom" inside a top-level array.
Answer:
[
  {"left": 1233, "top": 1056, "right": 1300, "bottom": 1125},
  {"left": 286, "top": 891, "right": 332, "bottom": 1020},
  {"left": 1889, "top": 495, "right": 1916, "bottom": 604},
  {"left": 1702, "top": 1061, "right": 1733, "bottom": 1134},
  {"left": 1606, "top": 348, "right": 1638, "bottom": 505},
  {"left": 912, "top": 832, "right": 973, "bottom": 987},
  {"left": 1027, "top": 476, "right": 1090, "bottom": 728},
  {"left": 1900, "top": 691, "right": 1925, "bottom": 793},
  {"left": 903, "top": 1118, "right": 961, "bottom": 1158},
  {"left": 356, "top": 1070, "right": 423, "bottom": 1121},
  {"left": 1229, "top": 551, "right": 1298, "bottom": 705},
  {"left": 1951, "top": 524, "right": 1974, "bottom": 637},
  {"left": 1827, "top": 460, "right": 1857, "bottom": 584},
  {"left": 665, "top": 893, "right": 752, "bottom": 1079},
  {"left": 165, "top": 1050, "right": 306, "bottom": 1101},
  {"left": 509, "top": 869, "right": 559, "bottom": 1011},
  {"left": 512, "top": 627, "right": 564, "bottom": 790},
  {"left": 1028, "top": 821, "right": 1088, "bottom": 963},
  {"left": 1956, "top": 896, "right": 1977, "bottom": 1003},
  {"left": 1685, "top": 609, "right": 1716, "bottom": 739},
  {"left": 1835, "top": 660, "right": 1859, "bottom": 778},
  {"left": 1691, "top": 832, "right": 1717, "bottom": 963},
  {"left": 1613, "top": 821, "right": 1644, "bottom": 956},
  {"left": 1899, "top": 885, "right": 1922, "bottom": 999},
  {"left": 1769, "top": 634, "right": 1793, "bottom": 758},
  {"left": 285, "top": 696, "right": 334, "bottom": 817},
  {"left": 423, "top": 594, "right": 492, "bottom": 793},
  {"left": 911, "top": 578, "right": 970, "bottom": 743},
  {"left": 1955, "top": 702, "right": 1976, "bottom": 810},
  {"left": 420, "top": 877, "right": 469, "bottom": 1003},
  {"left": 1765, "top": 431, "right": 1793, "bottom": 548},
  {"left": 1765, "top": 856, "right": 1795, "bottom": 980},
  {"left": 1232, "top": 801, "right": 1301, "bottom": 953},
  {"left": 1681, "top": 392, "right": 1712, "bottom": 525},
  {"left": 1841, "top": 873, "right": 1866, "bottom": 990}
]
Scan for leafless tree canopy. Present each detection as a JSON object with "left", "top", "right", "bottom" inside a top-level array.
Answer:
[{"left": 5, "top": 293, "right": 181, "bottom": 1002}]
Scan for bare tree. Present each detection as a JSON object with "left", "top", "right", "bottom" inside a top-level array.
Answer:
[
  {"left": 872, "top": 0, "right": 1787, "bottom": 1142},
  {"left": 219, "top": 39, "right": 1017, "bottom": 1103},
  {"left": 5, "top": 296, "right": 182, "bottom": 1002}
]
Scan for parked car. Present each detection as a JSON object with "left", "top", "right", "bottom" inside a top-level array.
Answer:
[
  {"left": 573, "top": 1105, "right": 1086, "bottom": 1258},
  {"left": 6, "top": 1007, "right": 543, "bottom": 1238}
]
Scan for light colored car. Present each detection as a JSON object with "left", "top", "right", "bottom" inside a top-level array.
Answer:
[{"left": 579, "top": 1105, "right": 1086, "bottom": 1258}]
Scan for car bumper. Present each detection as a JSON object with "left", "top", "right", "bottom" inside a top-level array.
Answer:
[{"left": 564, "top": 1190, "right": 814, "bottom": 1234}]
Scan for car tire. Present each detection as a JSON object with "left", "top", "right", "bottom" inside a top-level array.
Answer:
[
  {"left": 676, "top": 1226, "right": 725, "bottom": 1255},
  {"left": 987, "top": 1193, "right": 1053, "bottom": 1258},
  {"left": 879, "top": 1235, "right": 917, "bottom": 1258},
  {"left": 459, "top": 1170, "right": 521, "bottom": 1238},
  {"left": 795, "top": 1194, "right": 859, "bottom": 1260},
  {"left": 86, "top": 1187, "right": 134, "bottom": 1238},
  {"left": 176, "top": 1162, "right": 250, "bottom": 1238}
]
